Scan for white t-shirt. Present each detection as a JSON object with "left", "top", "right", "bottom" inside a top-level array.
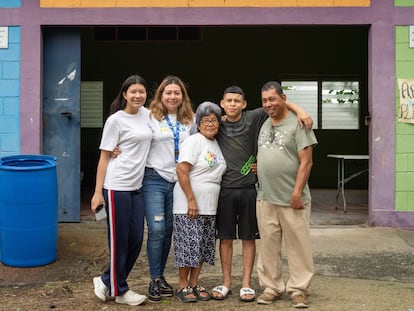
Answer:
[
  {"left": 173, "top": 133, "right": 227, "bottom": 215},
  {"left": 146, "top": 114, "right": 197, "bottom": 182},
  {"left": 100, "top": 108, "right": 153, "bottom": 191}
]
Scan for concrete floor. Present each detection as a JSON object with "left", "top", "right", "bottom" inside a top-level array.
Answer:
[{"left": 310, "top": 188, "right": 368, "bottom": 226}]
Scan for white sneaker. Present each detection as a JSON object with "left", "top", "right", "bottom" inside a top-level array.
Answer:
[
  {"left": 115, "top": 290, "right": 147, "bottom": 306},
  {"left": 93, "top": 276, "right": 109, "bottom": 302}
]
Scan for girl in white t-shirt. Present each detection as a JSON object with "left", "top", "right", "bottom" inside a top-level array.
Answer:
[{"left": 91, "top": 75, "right": 152, "bottom": 306}]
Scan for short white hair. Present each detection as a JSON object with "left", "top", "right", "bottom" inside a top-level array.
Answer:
[{"left": 195, "top": 101, "right": 222, "bottom": 126}]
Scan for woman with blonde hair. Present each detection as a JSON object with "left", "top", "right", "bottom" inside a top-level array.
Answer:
[{"left": 144, "top": 75, "right": 197, "bottom": 302}]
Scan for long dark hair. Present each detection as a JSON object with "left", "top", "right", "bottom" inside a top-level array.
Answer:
[{"left": 109, "top": 74, "right": 147, "bottom": 115}]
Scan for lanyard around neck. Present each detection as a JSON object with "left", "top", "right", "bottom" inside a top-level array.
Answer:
[{"left": 165, "top": 115, "right": 180, "bottom": 163}]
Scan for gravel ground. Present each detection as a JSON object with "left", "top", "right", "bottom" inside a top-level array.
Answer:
[{"left": 1, "top": 222, "right": 413, "bottom": 311}]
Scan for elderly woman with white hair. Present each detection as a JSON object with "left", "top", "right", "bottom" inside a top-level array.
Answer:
[{"left": 172, "top": 101, "right": 227, "bottom": 303}]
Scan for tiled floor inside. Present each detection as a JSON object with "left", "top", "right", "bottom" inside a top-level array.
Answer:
[{"left": 310, "top": 188, "right": 368, "bottom": 226}]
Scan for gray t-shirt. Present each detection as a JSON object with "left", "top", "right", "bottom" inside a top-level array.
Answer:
[
  {"left": 256, "top": 112, "right": 318, "bottom": 206},
  {"left": 217, "top": 108, "right": 268, "bottom": 188}
]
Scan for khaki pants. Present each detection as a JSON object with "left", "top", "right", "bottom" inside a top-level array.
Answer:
[{"left": 256, "top": 200, "right": 313, "bottom": 297}]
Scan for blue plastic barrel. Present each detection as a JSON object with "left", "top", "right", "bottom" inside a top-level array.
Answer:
[{"left": 0, "top": 155, "right": 58, "bottom": 267}]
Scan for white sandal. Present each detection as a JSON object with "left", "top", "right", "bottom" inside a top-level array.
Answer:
[
  {"left": 211, "top": 285, "right": 231, "bottom": 300},
  {"left": 240, "top": 287, "right": 256, "bottom": 302}
]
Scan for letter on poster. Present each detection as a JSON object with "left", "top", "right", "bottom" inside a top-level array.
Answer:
[{"left": 398, "top": 79, "right": 414, "bottom": 124}]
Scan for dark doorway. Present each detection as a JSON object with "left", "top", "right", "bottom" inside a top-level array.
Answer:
[{"left": 77, "top": 25, "right": 369, "bottom": 220}]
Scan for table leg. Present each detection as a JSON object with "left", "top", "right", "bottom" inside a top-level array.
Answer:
[
  {"left": 335, "top": 158, "right": 341, "bottom": 210},
  {"left": 335, "top": 158, "right": 347, "bottom": 213},
  {"left": 330, "top": 155, "right": 368, "bottom": 213},
  {"left": 341, "top": 158, "right": 347, "bottom": 213}
]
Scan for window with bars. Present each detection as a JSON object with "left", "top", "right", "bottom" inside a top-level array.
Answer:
[
  {"left": 80, "top": 81, "right": 103, "bottom": 128},
  {"left": 281, "top": 80, "right": 360, "bottom": 130},
  {"left": 93, "top": 26, "right": 202, "bottom": 42}
]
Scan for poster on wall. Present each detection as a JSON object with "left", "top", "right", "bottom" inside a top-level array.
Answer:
[
  {"left": 0, "top": 27, "right": 8, "bottom": 49},
  {"left": 398, "top": 78, "right": 414, "bottom": 124}
]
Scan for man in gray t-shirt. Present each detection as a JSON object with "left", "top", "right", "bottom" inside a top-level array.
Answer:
[
  {"left": 256, "top": 81, "right": 317, "bottom": 308},
  {"left": 212, "top": 86, "right": 313, "bottom": 303}
]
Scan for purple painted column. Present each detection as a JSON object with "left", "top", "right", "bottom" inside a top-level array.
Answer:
[
  {"left": 368, "top": 2, "right": 414, "bottom": 229},
  {"left": 367, "top": 21, "right": 396, "bottom": 226},
  {"left": 20, "top": 0, "right": 42, "bottom": 153}
]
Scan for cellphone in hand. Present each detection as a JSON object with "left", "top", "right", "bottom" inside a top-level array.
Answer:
[{"left": 95, "top": 204, "right": 107, "bottom": 222}]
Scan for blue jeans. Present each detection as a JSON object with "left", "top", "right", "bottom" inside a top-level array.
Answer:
[{"left": 143, "top": 167, "right": 174, "bottom": 279}]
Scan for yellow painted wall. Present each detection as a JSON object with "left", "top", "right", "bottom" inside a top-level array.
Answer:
[{"left": 40, "top": 0, "right": 370, "bottom": 8}]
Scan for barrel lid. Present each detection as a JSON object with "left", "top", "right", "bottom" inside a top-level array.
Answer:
[{"left": 0, "top": 155, "right": 57, "bottom": 170}]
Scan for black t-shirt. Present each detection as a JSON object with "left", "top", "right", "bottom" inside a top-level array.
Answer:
[{"left": 217, "top": 108, "right": 268, "bottom": 188}]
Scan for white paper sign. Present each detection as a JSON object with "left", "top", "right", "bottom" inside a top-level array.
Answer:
[
  {"left": 410, "top": 25, "right": 414, "bottom": 48},
  {"left": 398, "top": 78, "right": 414, "bottom": 124},
  {"left": 0, "top": 27, "right": 8, "bottom": 49}
]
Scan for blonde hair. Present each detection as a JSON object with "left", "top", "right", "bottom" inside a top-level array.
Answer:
[{"left": 149, "top": 75, "right": 194, "bottom": 125}]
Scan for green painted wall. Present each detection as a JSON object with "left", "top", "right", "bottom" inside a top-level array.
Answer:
[
  {"left": 395, "top": 26, "right": 414, "bottom": 211},
  {"left": 395, "top": 0, "right": 414, "bottom": 6}
]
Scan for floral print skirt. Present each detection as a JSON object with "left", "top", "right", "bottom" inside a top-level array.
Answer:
[{"left": 173, "top": 214, "right": 216, "bottom": 267}]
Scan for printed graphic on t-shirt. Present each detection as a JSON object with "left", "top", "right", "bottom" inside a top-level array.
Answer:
[
  {"left": 205, "top": 150, "right": 218, "bottom": 168},
  {"left": 159, "top": 120, "right": 183, "bottom": 134},
  {"left": 258, "top": 126, "right": 287, "bottom": 150},
  {"left": 159, "top": 121, "right": 172, "bottom": 134}
]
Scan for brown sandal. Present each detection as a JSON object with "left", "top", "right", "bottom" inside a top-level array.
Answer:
[
  {"left": 193, "top": 284, "right": 211, "bottom": 301},
  {"left": 174, "top": 286, "right": 198, "bottom": 303}
]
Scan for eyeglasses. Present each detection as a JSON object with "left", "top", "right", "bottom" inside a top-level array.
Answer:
[
  {"left": 200, "top": 119, "right": 219, "bottom": 125},
  {"left": 269, "top": 126, "right": 275, "bottom": 143}
]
